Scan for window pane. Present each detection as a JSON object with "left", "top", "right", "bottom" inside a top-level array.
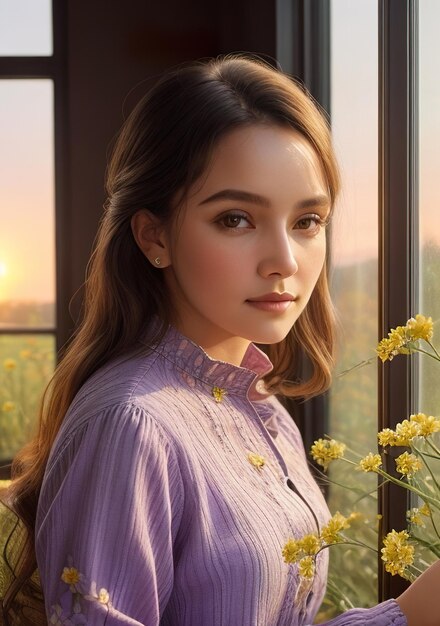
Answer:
[
  {"left": 318, "top": 0, "right": 379, "bottom": 618},
  {"left": 0, "top": 79, "right": 55, "bottom": 329},
  {"left": 415, "top": 0, "right": 440, "bottom": 575},
  {"left": 0, "top": 334, "right": 54, "bottom": 461},
  {"left": 419, "top": 1, "right": 440, "bottom": 413},
  {"left": 0, "top": 0, "right": 52, "bottom": 56}
]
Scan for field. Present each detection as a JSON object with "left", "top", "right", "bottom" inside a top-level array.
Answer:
[{"left": 0, "top": 334, "right": 54, "bottom": 461}]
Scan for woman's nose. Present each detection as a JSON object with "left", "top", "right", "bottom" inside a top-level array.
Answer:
[{"left": 256, "top": 232, "right": 299, "bottom": 278}]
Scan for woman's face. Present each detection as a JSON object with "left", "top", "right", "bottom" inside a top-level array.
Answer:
[{"left": 163, "top": 124, "right": 331, "bottom": 365}]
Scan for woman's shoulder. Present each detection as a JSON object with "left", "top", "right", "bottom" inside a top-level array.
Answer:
[
  {"left": 60, "top": 347, "right": 181, "bottom": 431},
  {"left": 46, "top": 348, "right": 188, "bottom": 466}
]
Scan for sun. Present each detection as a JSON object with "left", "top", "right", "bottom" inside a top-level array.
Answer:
[{"left": 0, "top": 262, "right": 6, "bottom": 278}]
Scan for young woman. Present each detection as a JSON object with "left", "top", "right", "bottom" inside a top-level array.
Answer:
[{"left": 2, "top": 54, "right": 439, "bottom": 625}]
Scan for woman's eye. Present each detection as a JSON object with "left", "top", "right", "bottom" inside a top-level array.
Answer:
[
  {"left": 216, "top": 213, "right": 251, "bottom": 229},
  {"left": 294, "top": 214, "right": 326, "bottom": 233}
]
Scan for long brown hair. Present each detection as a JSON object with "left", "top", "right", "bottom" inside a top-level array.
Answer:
[{"left": 2, "top": 53, "right": 340, "bottom": 594}]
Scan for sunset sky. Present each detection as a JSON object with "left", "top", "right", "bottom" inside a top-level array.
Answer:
[{"left": 0, "top": 0, "right": 439, "bottom": 303}]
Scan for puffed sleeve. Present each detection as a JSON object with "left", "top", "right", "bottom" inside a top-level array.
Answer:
[
  {"left": 35, "top": 402, "right": 184, "bottom": 625},
  {"left": 307, "top": 598, "right": 407, "bottom": 625}
]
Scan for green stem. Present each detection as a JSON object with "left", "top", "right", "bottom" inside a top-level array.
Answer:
[
  {"left": 324, "top": 578, "right": 356, "bottom": 611},
  {"left": 412, "top": 346, "right": 440, "bottom": 362},
  {"left": 426, "top": 339, "right": 440, "bottom": 361},
  {"left": 424, "top": 438, "right": 440, "bottom": 459},
  {"left": 411, "top": 445, "right": 440, "bottom": 493},
  {"left": 317, "top": 537, "right": 378, "bottom": 556},
  {"left": 411, "top": 533, "right": 440, "bottom": 556},
  {"left": 336, "top": 357, "right": 376, "bottom": 378},
  {"left": 376, "top": 468, "right": 440, "bottom": 509}
]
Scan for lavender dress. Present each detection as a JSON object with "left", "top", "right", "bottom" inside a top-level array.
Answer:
[{"left": 35, "top": 325, "right": 407, "bottom": 625}]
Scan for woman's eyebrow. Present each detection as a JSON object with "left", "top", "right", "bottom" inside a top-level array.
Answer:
[
  {"left": 199, "top": 189, "right": 271, "bottom": 207},
  {"left": 198, "top": 188, "right": 330, "bottom": 209}
]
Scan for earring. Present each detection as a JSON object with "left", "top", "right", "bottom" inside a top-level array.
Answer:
[{"left": 154, "top": 257, "right": 161, "bottom": 266}]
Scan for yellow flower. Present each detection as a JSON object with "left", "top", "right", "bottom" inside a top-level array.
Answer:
[
  {"left": 376, "top": 326, "right": 409, "bottom": 362},
  {"left": 321, "top": 512, "right": 350, "bottom": 545},
  {"left": 410, "top": 413, "right": 440, "bottom": 437},
  {"left": 376, "top": 338, "right": 393, "bottom": 363},
  {"left": 388, "top": 326, "right": 407, "bottom": 351},
  {"left": 359, "top": 453, "right": 382, "bottom": 472},
  {"left": 406, "top": 314, "right": 434, "bottom": 342},
  {"left": 347, "top": 511, "right": 363, "bottom": 525},
  {"left": 298, "top": 556, "right": 315, "bottom": 579},
  {"left": 395, "top": 451, "right": 422, "bottom": 477},
  {"left": 378, "top": 428, "right": 397, "bottom": 447},
  {"left": 61, "top": 567, "right": 80, "bottom": 586},
  {"left": 98, "top": 588, "right": 110, "bottom": 604},
  {"left": 2, "top": 401, "right": 15, "bottom": 412},
  {"left": 407, "top": 508, "right": 425, "bottom": 527},
  {"left": 298, "top": 534, "right": 321, "bottom": 556},
  {"left": 310, "top": 438, "right": 346, "bottom": 471},
  {"left": 381, "top": 530, "right": 414, "bottom": 577},
  {"left": 212, "top": 386, "right": 227, "bottom": 402},
  {"left": 247, "top": 452, "right": 265, "bottom": 470},
  {"left": 19, "top": 349, "right": 32, "bottom": 359},
  {"left": 419, "top": 503, "right": 431, "bottom": 517},
  {"left": 394, "top": 420, "right": 421, "bottom": 446},
  {"left": 282, "top": 538, "right": 301, "bottom": 564},
  {"left": 3, "top": 358, "right": 16, "bottom": 371}
]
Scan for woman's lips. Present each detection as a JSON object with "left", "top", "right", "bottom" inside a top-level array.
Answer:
[{"left": 246, "top": 293, "right": 296, "bottom": 313}]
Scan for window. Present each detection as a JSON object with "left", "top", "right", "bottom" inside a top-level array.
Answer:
[{"left": 0, "top": 1, "right": 65, "bottom": 475}]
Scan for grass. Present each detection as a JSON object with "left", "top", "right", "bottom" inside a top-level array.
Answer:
[{"left": 0, "top": 334, "right": 54, "bottom": 461}]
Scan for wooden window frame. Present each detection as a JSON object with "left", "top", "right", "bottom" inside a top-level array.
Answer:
[{"left": 0, "top": 1, "right": 68, "bottom": 478}]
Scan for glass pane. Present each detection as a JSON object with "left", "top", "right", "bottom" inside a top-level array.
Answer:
[
  {"left": 415, "top": 0, "right": 440, "bottom": 576},
  {"left": 0, "top": 333, "right": 54, "bottom": 461},
  {"left": 0, "top": 0, "right": 52, "bottom": 56},
  {"left": 0, "top": 79, "right": 55, "bottom": 329},
  {"left": 317, "top": 0, "right": 379, "bottom": 619}
]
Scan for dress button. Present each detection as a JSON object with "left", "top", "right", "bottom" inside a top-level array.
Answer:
[{"left": 255, "top": 380, "right": 267, "bottom": 394}]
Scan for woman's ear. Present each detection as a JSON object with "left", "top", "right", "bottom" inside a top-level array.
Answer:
[{"left": 131, "top": 209, "right": 171, "bottom": 268}]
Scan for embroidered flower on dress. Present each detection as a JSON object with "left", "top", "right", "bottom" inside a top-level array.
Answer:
[
  {"left": 53, "top": 560, "right": 111, "bottom": 623},
  {"left": 61, "top": 567, "right": 81, "bottom": 589},
  {"left": 247, "top": 452, "right": 266, "bottom": 470},
  {"left": 98, "top": 588, "right": 110, "bottom": 604},
  {"left": 212, "top": 386, "right": 227, "bottom": 402}
]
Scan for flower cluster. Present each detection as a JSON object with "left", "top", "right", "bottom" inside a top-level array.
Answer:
[
  {"left": 282, "top": 512, "right": 352, "bottom": 579},
  {"left": 310, "top": 438, "right": 346, "bottom": 471},
  {"left": 301, "top": 314, "right": 440, "bottom": 592},
  {"left": 406, "top": 503, "right": 430, "bottom": 527},
  {"left": 376, "top": 314, "right": 433, "bottom": 362},
  {"left": 381, "top": 530, "right": 415, "bottom": 577},
  {"left": 378, "top": 413, "right": 440, "bottom": 447}
]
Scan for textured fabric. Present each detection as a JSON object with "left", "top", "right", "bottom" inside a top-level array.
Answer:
[{"left": 35, "top": 324, "right": 407, "bottom": 625}]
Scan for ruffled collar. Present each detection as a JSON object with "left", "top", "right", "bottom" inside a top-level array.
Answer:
[{"left": 149, "top": 322, "right": 274, "bottom": 402}]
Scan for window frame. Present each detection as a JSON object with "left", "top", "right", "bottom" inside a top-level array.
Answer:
[
  {"left": 0, "top": 0, "right": 68, "bottom": 478},
  {"left": 378, "top": 0, "right": 419, "bottom": 601}
]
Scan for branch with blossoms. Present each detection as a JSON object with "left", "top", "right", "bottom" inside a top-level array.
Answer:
[{"left": 282, "top": 314, "right": 440, "bottom": 587}]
